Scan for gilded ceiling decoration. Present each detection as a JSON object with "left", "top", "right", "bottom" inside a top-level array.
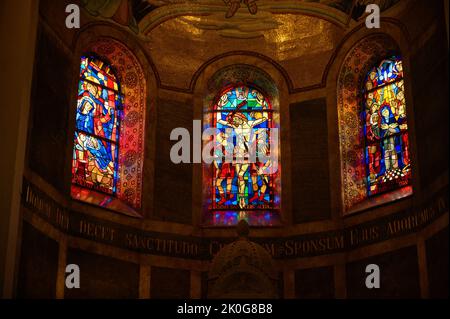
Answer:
[
  {"left": 176, "top": 11, "right": 282, "bottom": 39},
  {"left": 223, "top": 0, "right": 258, "bottom": 18},
  {"left": 145, "top": 13, "right": 339, "bottom": 89},
  {"left": 81, "top": 0, "right": 401, "bottom": 37},
  {"left": 79, "top": 0, "right": 402, "bottom": 90}
]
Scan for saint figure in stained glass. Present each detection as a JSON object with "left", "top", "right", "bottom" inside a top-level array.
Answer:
[
  {"left": 363, "top": 56, "right": 411, "bottom": 196},
  {"left": 72, "top": 56, "right": 122, "bottom": 195}
]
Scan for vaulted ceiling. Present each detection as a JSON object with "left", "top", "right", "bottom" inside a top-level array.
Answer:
[{"left": 74, "top": 0, "right": 402, "bottom": 91}]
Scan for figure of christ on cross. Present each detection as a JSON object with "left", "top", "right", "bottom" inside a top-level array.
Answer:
[{"left": 216, "top": 110, "right": 268, "bottom": 209}]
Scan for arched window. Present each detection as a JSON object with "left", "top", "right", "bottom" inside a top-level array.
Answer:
[
  {"left": 362, "top": 56, "right": 411, "bottom": 196},
  {"left": 207, "top": 85, "right": 280, "bottom": 226},
  {"left": 70, "top": 39, "right": 146, "bottom": 216},
  {"left": 72, "top": 56, "right": 122, "bottom": 196}
]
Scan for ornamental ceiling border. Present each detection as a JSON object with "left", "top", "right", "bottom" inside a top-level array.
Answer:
[
  {"left": 137, "top": 1, "right": 350, "bottom": 35},
  {"left": 71, "top": 5, "right": 410, "bottom": 94}
]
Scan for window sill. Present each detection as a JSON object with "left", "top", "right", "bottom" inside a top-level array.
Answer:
[
  {"left": 71, "top": 185, "right": 142, "bottom": 218},
  {"left": 202, "top": 210, "right": 282, "bottom": 227},
  {"left": 344, "top": 185, "right": 413, "bottom": 216}
]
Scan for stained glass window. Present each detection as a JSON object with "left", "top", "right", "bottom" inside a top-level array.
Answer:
[
  {"left": 72, "top": 56, "right": 122, "bottom": 195},
  {"left": 363, "top": 56, "right": 411, "bottom": 196},
  {"left": 208, "top": 85, "right": 280, "bottom": 226}
]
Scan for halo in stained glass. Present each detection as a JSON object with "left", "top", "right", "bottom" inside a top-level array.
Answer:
[
  {"left": 80, "top": 56, "right": 119, "bottom": 91},
  {"left": 365, "top": 56, "right": 404, "bottom": 91}
]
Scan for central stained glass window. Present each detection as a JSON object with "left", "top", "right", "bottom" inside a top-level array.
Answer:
[
  {"left": 72, "top": 56, "right": 122, "bottom": 195},
  {"left": 208, "top": 85, "right": 280, "bottom": 226}
]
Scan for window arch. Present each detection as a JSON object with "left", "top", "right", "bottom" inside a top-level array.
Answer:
[
  {"left": 72, "top": 55, "right": 122, "bottom": 195},
  {"left": 362, "top": 56, "right": 411, "bottom": 196},
  {"left": 337, "top": 35, "right": 413, "bottom": 213},
  {"left": 206, "top": 84, "right": 281, "bottom": 226},
  {"left": 71, "top": 39, "right": 146, "bottom": 215}
]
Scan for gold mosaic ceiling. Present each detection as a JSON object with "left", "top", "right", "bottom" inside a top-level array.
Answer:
[
  {"left": 78, "top": 0, "right": 402, "bottom": 90},
  {"left": 145, "top": 13, "right": 340, "bottom": 89}
]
